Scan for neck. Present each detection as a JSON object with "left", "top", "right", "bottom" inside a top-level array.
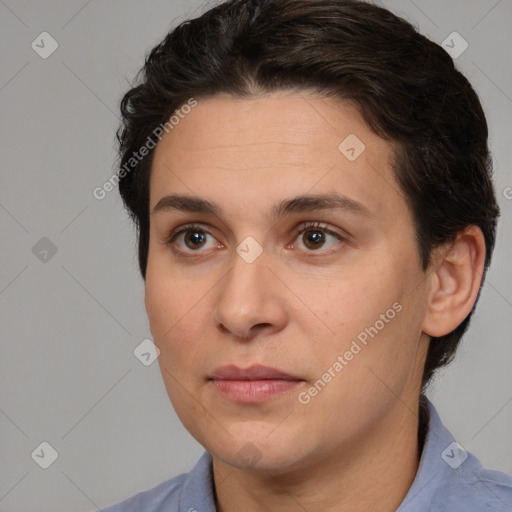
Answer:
[{"left": 212, "top": 397, "right": 426, "bottom": 512}]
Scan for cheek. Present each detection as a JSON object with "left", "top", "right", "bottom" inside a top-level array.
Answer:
[
  {"left": 332, "top": 283, "right": 427, "bottom": 400},
  {"left": 145, "top": 264, "right": 213, "bottom": 366},
  {"left": 145, "top": 275, "right": 174, "bottom": 339},
  {"left": 308, "top": 307, "right": 422, "bottom": 423},
  {"left": 306, "top": 262, "right": 421, "bottom": 372},
  {"left": 145, "top": 256, "right": 199, "bottom": 337},
  {"left": 311, "top": 268, "right": 396, "bottom": 332}
]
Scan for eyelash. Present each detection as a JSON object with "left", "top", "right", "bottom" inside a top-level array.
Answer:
[
  {"left": 293, "top": 221, "right": 345, "bottom": 250},
  {"left": 165, "top": 223, "right": 221, "bottom": 251},
  {"left": 165, "top": 221, "right": 346, "bottom": 256}
]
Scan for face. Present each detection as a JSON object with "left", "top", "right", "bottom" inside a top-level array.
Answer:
[{"left": 145, "top": 91, "right": 431, "bottom": 473}]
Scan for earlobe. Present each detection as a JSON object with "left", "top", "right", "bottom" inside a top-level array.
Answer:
[{"left": 422, "top": 226, "right": 486, "bottom": 338}]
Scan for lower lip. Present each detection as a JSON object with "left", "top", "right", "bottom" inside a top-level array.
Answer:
[{"left": 210, "top": 379, "right": 302, "bottom": 403}]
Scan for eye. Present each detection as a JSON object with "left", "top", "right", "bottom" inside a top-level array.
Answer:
[
  {"left": 292, "top": 222, "right": 344, "bottom": 252},
  {"left": 166, "top": 224, "right": 221, "bottom": 252}
]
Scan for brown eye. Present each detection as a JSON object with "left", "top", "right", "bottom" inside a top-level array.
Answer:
[
  {"left": 293, "top": 222, "right": 344, "bottom": 253},
  {"left": 167, "top": 225, "right": 220, "bottom": 253},
  {"left": 302, "top": 229, "right": 326, "bottom": 250},
  {"left": 184, "top": 229, "right": 208, "bottom": 250}
]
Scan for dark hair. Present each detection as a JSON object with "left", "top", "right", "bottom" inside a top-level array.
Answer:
[{"left": 116, "top": 0, "right": 499, "bottom": 390}]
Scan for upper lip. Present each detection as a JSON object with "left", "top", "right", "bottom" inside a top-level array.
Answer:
[{"left": 209, "top": 364, "right": 302, "bottom": 381}]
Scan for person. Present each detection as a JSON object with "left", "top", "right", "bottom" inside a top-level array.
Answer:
[{"left": 103, "top": 0, "right": 512, "bottom": 510}]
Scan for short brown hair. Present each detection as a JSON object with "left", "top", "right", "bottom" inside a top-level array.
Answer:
[{"left": 116, "top": 0, "right": 499, "bottom": 390}]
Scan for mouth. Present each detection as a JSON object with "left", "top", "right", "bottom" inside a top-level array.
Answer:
[{"left": 208, "top": 364, "right": 304, "bottom": 403}]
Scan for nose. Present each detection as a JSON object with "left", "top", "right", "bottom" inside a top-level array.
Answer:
[{"left": 213, "top": 251, "right": 288, "bottom": 341}]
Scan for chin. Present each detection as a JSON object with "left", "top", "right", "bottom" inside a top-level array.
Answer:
[{"left": 207, "top": 431, "right": 309, "bottom": 473}]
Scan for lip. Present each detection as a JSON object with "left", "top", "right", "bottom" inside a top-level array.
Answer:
[
  {"left": 209, "top": 364, "right": 301, "bottom": 381},
  {"left": 209, "top": 364, "right": 304, "bottom": 403}
]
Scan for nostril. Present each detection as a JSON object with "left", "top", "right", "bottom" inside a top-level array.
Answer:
[{"left": 254, "top": 323, "right": 272, "bottom": 329}]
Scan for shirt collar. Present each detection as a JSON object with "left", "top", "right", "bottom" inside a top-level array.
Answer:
[{"left": 398, "top": 395, "right": 459, "bottom": 510}]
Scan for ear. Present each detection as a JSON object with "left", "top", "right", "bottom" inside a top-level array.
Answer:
[{"left": 422, "top": 226, "right": 487, "bottom": 338}]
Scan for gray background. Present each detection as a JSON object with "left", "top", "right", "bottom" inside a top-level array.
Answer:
[{"left": 0, "top": 0, "right": 511, "bottom": 510}]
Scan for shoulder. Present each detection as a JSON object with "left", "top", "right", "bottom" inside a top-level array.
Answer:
[
  {"left": 399, "top": 397, "right": 512, "bottom": 512},
  {"left": 431, "top": 452, "right": 512, "bottom": 511},
  {"left": 450, "top": 453, "right": 512, "bottom": 510},
  {"left": 101, "top": 451, "right": 215, "bottom": 512}
]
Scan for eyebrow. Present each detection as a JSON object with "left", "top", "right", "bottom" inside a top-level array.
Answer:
[{"left": 150, "top": 193, "right": 371, "bottom": 219}]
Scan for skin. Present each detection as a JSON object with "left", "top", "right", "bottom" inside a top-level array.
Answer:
[{"left": 145, "top": 90, "right": 486, "bottom": 512}]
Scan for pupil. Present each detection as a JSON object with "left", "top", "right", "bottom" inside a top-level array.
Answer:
[{"left": 304, "top": 230, "right": 324, "bottom": 249}]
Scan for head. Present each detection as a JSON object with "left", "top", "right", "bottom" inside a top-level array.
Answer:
[{"left": 116, "top": 0, "right": 499, "bottom": 470}]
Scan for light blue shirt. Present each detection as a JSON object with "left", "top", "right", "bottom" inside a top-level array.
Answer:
[{"left": 101, "top": 397, "right": 512, "bottom": 511}]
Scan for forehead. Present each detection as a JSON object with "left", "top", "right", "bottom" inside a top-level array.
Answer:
[{"left": 149, "top": 91, "right": 403, "bottom": 220}]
